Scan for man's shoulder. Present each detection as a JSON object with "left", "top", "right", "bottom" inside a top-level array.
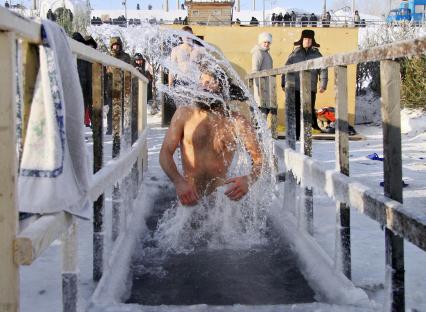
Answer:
[{"left": 175, "top": 106, "right": 196, "bottom": 118}]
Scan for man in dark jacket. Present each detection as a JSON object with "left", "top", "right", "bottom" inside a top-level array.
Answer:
[
  {"left": 72, "top": 32, "right": 93, "bottom": 127},
  {"left": 281, "top": 30, "right": 328, "bottom": 140},
  {"left": 309, "top": 13, "right": 318, "bottom": 27}
]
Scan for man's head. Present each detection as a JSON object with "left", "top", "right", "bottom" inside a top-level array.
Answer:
[
  {"left": 195, "top": 65, "right": 227, "bottom": 111},
  {"left": 199, "top": 67, "right": 222, "bottom": 95},
  {"left": 134, "top": 53, "right": 144, "bottom": 67},
  {"left": 110, "top": 37, "right": 123, "bottom": 54},
  {"left": 258, "top": 32, "right": 272, "bottom": 50},
  {"left": 294, "top": 29, "right": 320, "bottom": 48},
  {"left": 181, "top": 26, "right": 194, "bottom": 45}
]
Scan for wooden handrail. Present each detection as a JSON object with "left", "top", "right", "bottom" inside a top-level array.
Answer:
[
  {"left": 246, "top": 36, "right": 426, "bottom": 79},
  {"left": 0, "top": 6, "right": 148, "bottom": 83}
]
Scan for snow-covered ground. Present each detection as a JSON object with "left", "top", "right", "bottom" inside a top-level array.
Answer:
[{"left": 20, "top": 107, "right": 426, "bottom": 311}]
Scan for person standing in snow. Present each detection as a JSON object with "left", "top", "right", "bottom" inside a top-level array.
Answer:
[
  {"left": 281, "top": 30, "right": 328, "bottom": 140},
  {"left": 251, "top": 32, "right": 277, "bottom": 137},
  {"left": 105, "top": 36, "right": 131, "bottom": 135},
  {"left": 354, "top": 10, "right": 361, "bottom": 27}
]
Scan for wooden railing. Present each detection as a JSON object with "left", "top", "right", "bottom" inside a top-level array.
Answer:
[
  {"left": 246, "top": 36, "right": 426, "bottom": 311},
  {"left": 0, "top": 7, "right": 149, "bottom": 312}
]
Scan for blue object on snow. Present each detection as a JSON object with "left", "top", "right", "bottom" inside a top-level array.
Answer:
[
  {"left": 380, "top": 181, "right": 409, "bottom": 188},
  {"left": 367, "top": 153, "right": 384, "bottom": 161}
]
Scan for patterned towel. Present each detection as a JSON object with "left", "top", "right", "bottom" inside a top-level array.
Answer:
[{"left": 19, "top": 20, "right": 90, "bottom": 219}]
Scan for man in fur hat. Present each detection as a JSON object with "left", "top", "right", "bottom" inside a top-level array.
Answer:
[{"left": 281, "top": 29, "right": 328, "bottom": 140}]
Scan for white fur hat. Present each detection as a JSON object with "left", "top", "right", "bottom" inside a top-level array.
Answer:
[{"left": 258, "top": 32, "right": 272, "bottom": 44}]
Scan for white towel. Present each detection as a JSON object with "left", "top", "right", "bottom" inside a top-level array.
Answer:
[{"left": 19, "top": 20, "right": 90, "bottom": 219}]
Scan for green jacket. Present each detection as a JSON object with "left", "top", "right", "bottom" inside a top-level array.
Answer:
[{"left": 110, "top": 36, "right": 131, "bottom": 64}]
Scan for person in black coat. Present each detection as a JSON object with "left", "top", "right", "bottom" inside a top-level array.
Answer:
[
  {"left": 283, "top": 12, "right": 291, "bottom": 26},
  {"left": 281, "top": 30, "right": 328, "bottom": 140},
  {"left": 309, "top": 13, "right": 318, "bottom": 27}
]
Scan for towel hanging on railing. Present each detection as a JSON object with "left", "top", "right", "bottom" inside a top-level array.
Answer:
[{"left": 18, "top": 20, "right": 90, "bottom": 219}]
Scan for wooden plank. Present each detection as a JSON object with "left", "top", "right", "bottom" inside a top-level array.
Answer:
[
  {"left": 138, "top": 80, "right": 148, "bottom": 174},
  {"left": 130, "top": 77, "right": 139, "bottom": 198},
  {"left": 300, "top": 70, "right": 313, "bottom": 235},
  {"left": 268, "top": 75, "right": 278, "bottom": 139},
  {"left": 14, "top": 212, "right": 73, "bottom": 265},
  {"left": 88, "top": 131, "right": 148, "bottom": 202},
  {"left": 92, "top": 63, "right": 104, "bottom": 281},
  {"left": 0, "top": 6, "right": 41, "bottom": 43},
  {"left": 246, "top": 37, "right": 426, "bottom": 80},
  {"left": 0, "top": 31, "right": 19, "bottom": 312},
  {"left": 380, "top": 60, "right": 404, "bottom": 312},
  {"left": 300, "top": 70, "right": 312, "bottom": 157},
  {"left": 21, "top": 42, "right": 39, "bottom": 149},
  {"left": 334, "top": 66, "right": 351, "bottom": 280},
  {"left": 112, "top": 68, "right": 123, "bottom": 242},
  {"left": 284, "top": 73, "right": 296, "bottom": 150},
  {"left": 276, "top": 132, "right": 365, "bottom": 141},
  {"left": 62, "top": 222, "right": 77, "bottom": 312},
  {"left": 68, "top": 39, "right": 148, "bottom": 83},
  {"left": 283, "top": 72, "right": 298, "bottom": 216},
  {"left": 281, "top": 148, "right": 426, "bottom": 253},
  {"left": 123, "top": 72, "right": 132, "bottom": 148}
]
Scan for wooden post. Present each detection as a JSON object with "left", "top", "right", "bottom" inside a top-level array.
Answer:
[
  {"left": 269, "top": 75, "right": 278, "bottom": 139},
  {"left": 0, "top": 31, "right": 19, "bottom": 312},
  {"left": 381, "top": 60, "right": 404, "bottom": 312},
  {"left": 22, "top": 42, "right": 38, "bottom": 149},
  {"left": 285, "top": 73, "right": 296, "bottom": 150},
  {"left": 62, "top": 221, "right": 78, "bottom": 312},
  {"left": 131, "top": 76, "right": 139, "bottom": 198},
  {"left": 111, "top": 68, "right": 123, "bottom": 242},
  {"left": 138, "top": 80, "right": 148, "bottom": 174},
  {"left": 299, "top": 70, "right": 313, "bottom": 235},
  {"left": 284, "top": 73, "right": 297, "bottom": 215},
  {"left": 334, "top": 65, "right": 351, "bottom": 279},
  {"left": 123, "top": 72, "right": 132, "bottom": 148},
  {"left": 92, "top": 63, "right": 104, "bottom": 281},
  {"left": 122, "top": 72, "right": 133, "bottom": 224}
]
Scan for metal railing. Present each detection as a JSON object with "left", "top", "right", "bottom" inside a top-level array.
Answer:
[
  {"left": 246, "top": 36, "right": 426, "bottom": 311},
  {"left": 0, "top": 6, "right": 149, "bottom": 312}
]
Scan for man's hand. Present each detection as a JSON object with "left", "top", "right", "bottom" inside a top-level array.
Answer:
[
  {"left": 224, "top": 176, "right": 250, "bottom": 201},
  {"left": 175, "top": 178, "right": 199, "bottom": 206},
  {"left": 319, "top": 87, "right": 326, "bottom": 93}
]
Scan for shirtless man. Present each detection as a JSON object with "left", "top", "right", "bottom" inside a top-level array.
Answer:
[
  {"left": 160, "top": 68, "right": 263, "bottom": 206},
  {"left": 168, "top": 26, "right": 203, "bottom": 87}
]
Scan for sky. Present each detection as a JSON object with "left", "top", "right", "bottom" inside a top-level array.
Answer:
[
  {"left": 88, "top": 0, "right": 324, "bottom": 12},
  {"left": 13, "top": 0, "right": 324, "bottom": 12}
]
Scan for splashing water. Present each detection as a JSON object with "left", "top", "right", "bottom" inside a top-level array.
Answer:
[{"left": 89, "top": 23, "right": 278, "bottom": 255}]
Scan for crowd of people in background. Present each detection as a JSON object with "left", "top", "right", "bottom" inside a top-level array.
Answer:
[{"left": 271, "top": 11, "right": 325, "bottom": 27}]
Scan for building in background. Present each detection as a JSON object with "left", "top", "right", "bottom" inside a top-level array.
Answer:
[{"left": 185, "top": 0, "right": 234, "bottom": 25}]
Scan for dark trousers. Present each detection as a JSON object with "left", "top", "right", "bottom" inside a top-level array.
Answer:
[{"left": 295, "top": 91, "right": 317, "bottom": 140}]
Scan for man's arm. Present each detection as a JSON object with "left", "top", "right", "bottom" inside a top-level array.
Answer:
[
  {"left": 281, "top": 53, "right": 294, "bottom": 90},
  {"left": 168, "top": 49, "right": 177, "bottom": 87},
  {"left": 225, "top": 114, "right": 263, "bottom": 201},
  {"left": 159, "top": 107, "right": 199, "bottom": 205}
]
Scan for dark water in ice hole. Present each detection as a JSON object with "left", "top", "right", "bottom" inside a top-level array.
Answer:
[{"left": 126, "top": 192, "right": 315, "bottom": 306}]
